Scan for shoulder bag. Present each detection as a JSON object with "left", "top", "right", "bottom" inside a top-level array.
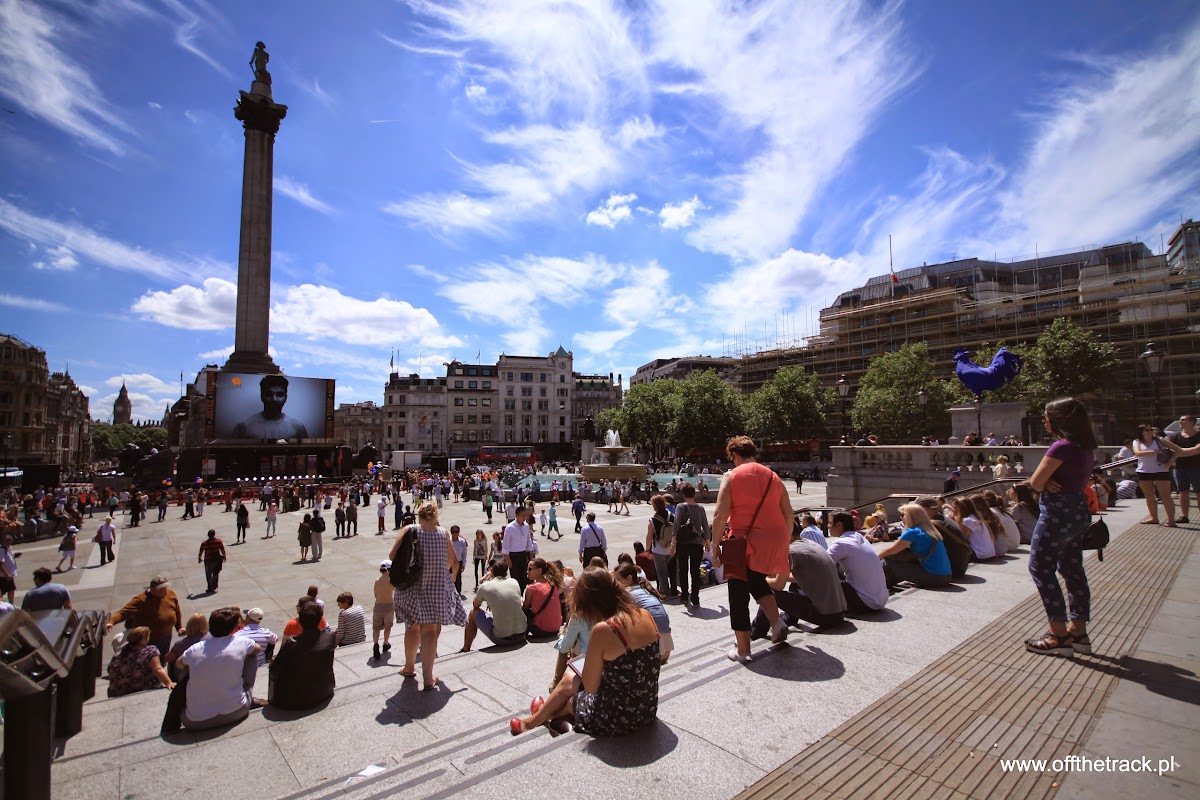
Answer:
[
  {"left": 720, "top": 473, "right": 774, "bottom": 582},
  {"left": 389, "top": 525, "right": 423, "bottom": 589}
]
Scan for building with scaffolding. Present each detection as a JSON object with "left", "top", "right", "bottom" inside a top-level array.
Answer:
[{"left": 718, "top": 223, "right": 1199, "bottom": 441}]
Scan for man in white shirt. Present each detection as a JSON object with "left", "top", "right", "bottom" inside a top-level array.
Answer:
[
  {"left": 826, "top": 512, "right": 889, "bottom": 613},
  {"left": 578, "top": 512, "right": 608, "bottom": 566},
  {"left": 450, "top": 526, "right": 469, "bottom": 597},
  {"left": 376, "top": 495, "right": 387, "bottom": 534},
  {"left": 235, "top": 608, "right": 279, "bottom": 666},
  {"left": 167, "top": 607, "right": 263, "bottom": 732},
  {"left": 502, "top": 507, "right": 534, "bottom": 592}
]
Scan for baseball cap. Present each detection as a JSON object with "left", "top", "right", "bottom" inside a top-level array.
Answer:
[
  {"left": 148, "top": 575, "right": 170, "bottom": 588},
  {"left": 244, "top": 608, "right": 264, "bottom": 622},
  {"left": 951, "top": 469, "right": 961, "bottom": 475},
  {"left": 67, "top": 525, "right": 79, "bottom": 533},
  {"left": 380, "top": 559, "right": 392, "bottom": 570}
]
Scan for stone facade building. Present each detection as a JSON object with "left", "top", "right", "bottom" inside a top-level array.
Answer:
[
  {"left": 573, "top": 373, "right": 623, "bottom": 442},
  {"left": 497, "top": 347, "right": 574, "bottom": 457},
  {"left": 629, "top": 356, "right": 734, "bottom": 386},
  {"left": 332, "top": 400, "right": 384, "bottom": 453},
  {"left": 382, "top": 373, "right": 447, "bottom": 454},
  {"left": 0, "top": 334, "right": 92, "bottom": 467},
  {"left": 444, "top": 361, "right": 498, "bottom": 457}
]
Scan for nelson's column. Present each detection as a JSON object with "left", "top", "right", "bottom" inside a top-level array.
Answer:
[{"left": 223, "top": 41, "right": 287, "bottom": 374}]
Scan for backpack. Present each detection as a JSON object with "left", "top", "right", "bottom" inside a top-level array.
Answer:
[
  {"left": 311, "top": 514, "right": 326, "bottom": 533},
  {"left": 389, "top": 525, "right": 423, "bottom": 589},
  {"left": 674, "top": 504, "right": 700, "bottom": 545},
  {"left": 653, "top": 512, "right": 675, "bottom": 547}
]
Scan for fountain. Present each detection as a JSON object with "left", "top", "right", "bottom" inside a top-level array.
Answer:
[{"left": 579, "top": 430, "right": 649, "bottom": 483}]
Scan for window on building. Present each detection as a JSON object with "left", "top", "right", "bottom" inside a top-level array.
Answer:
[
  {"left": 468, "top": 367, "right": 477, "bottom": 376},
  {"left": 505, "top": 430, "right": 514, "bottom": 442},
  {"left": 454, "top": 367, "right": 464, "bottom": 375},
  {"left": 521, "top": 387, "right": 532, "bottom": 397},
  {"left": 506, "top": 372, "right": 513, "bottom": 381},
  {"left": 521, "top": 414, "right": 532, "bottom": 426},
  {"left": 482, "top": 414, "right": 491, "bottom": 424},
  {"left": 482, "top": 430, "right": 493, "bottom": 441},
  {"left": 540, "top": 373, "right": 547, "bottom": 382},
  {"left": 539, "top": 387, "right": 547, "bottom": 397},
  {"left": 537, "top": 400, "right": 548, "bottom": 410},
  {"left": 507, "top": 387, "right": 514, "bottom": 396},
  {"left": 557, "top": 388, "right": 568, "bottom": 397},
  {"left": 468, "top": 380, "right": 477, "bottom": 389},
  {"left": 559, "top": 416, "right": 565, "bottom": 426},
  {"left": 398, "top": 410, "right": 406, "bottom": 417},
  {"left": 454, "top": 380, "right": 464, "bottom": 388},
  {"left": 467, "top": 430, "right": 477, "bottom": 441},
  {"left": 559, "top": 401, "right": 566, "bottom": 410},
  {"left": 482, "top": 380, "right": 491, "bottom": 388},
  {"left": 454, "top": 414, "right": 464, "bottom": 423},
  {"left": 387, "top": 425, "right": 392, "bottom": 437},
  {"left": 483, "top": 368, "right": 493, "bottom": 376},
  {"left": 520, "top": 372, "right": 533, "bottom": 382},
  {"left": 505, "top": 414, "right": 514, "bottom": 426},
  {"left": 560, "top": 374, "right": 566, "bottom": 382},
  {"left": 482, "top": 398, "right": 491, "bottom": 407},
  {"left": 454, "top": 398, "right": 464, "bottom": 406},
  {"left": 468, "top": 398, "right": 478, "bottom": 406},
  {"left": 521, "top": 400, "right": 532, "bottom": 410},
  {"left": 559, "top": 431, "right": 566, "bottom": 442},
  {"left": 454, "top": 430, "right": 464, "bottom": 441},
  {"left": 433, "top": 411, "right": 439, "bottom": 418},
  {"left": 398, "top": 426, "right": 406, "bottom": 437},
  {"left": 538, "top": 415, "right": 548, "bottom": 427},
  {"left": 504, "top": 399, "right": 515, "bottom": 410}
]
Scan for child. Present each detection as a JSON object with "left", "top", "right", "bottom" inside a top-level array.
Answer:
[
  {"left": 539, "top": 507, "right": 548, "bottom": 537},
  {"left": 56, "top": 525, "right": 78, "bottom": 571}
]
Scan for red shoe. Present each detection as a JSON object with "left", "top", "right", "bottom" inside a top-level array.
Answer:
[
  {"left": 509, "top": 718, "right": 524, "bottom": 736},
  {"left": 530, "top": 696, "right": 545, "bottom": 716}
]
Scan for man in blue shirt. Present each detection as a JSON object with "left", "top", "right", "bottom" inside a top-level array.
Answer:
[{"left": 22, "top": 567, "right": 72, "bottom": 611}]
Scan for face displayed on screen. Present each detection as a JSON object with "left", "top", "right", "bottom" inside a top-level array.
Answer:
[{"left": 213, "top": 373, "right": 330, "bottom": 440}]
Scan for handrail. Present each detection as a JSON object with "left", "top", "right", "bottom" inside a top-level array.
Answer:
[{"left": 0, "top": 609, "right": 82, "bottom": 698}]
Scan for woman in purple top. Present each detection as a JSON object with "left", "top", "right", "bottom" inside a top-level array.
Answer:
[{"left": 1025, "top": 398, "right": 1096, "bottom": 657}]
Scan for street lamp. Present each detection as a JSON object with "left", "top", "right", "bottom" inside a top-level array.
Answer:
[
  {"left": 917, "top": 388, "right": 928, "bottom": 445},
  {"left": 974, "top": 397, "right": 983, "bottom": 445},
  {"left": 837, "top": 375, "right": 850, "bottom": 442},
  {"left": 2, "top": 432, "right": 11, "bottom": 480},
  {"left": 1139, "top": 342, "right": 1165, "bottom": 424}
]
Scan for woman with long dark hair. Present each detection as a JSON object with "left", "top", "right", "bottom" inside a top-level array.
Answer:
[
  {"left": 1132, "top": 424, "right": 1186, "bottom": 526},
  {"left": 1007, "top": 482, "right": 1039, "bottom": 545},
  {"left": 1025, "top": 397, "right": 1096, "bottom": 656},
  {"left": 510, "top": 568, "right": 660, "bottom": 737}
]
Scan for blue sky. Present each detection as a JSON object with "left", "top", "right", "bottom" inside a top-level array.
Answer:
[{"left": 2, "top": 0, "right": 1198, "bottom": 422}]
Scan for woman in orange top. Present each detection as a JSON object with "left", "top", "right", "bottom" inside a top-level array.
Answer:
[{"left": 711, "top": 435, "right": 794, "bottom": 663}]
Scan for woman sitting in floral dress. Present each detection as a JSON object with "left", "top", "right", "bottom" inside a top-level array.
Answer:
[
  {"left": 509, "top": 567, "right": 660, "bottom": 737},
  {"left": 108, "top": 626, "right": 174, "bottom": 697}
]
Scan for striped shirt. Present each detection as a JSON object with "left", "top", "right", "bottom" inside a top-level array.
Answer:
[
  {"left": 235, "top": 623, "right": 278, "bottom": 666},
  {"left": 198, "top": 538, "right": 225, "bottom": 561},
  {"left": 334, "top": 605, "right": 366, "bottom": 646}
]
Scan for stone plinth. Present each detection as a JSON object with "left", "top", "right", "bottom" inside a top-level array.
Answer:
[
  {"left": 950, "top": 402, "right": 1028, "bottom": 442},
  {"left": 825, "top": 444, "right": 1124, "bottom": 514}
]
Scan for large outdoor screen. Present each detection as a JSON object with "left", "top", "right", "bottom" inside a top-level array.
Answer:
[{"left": 210, "top": 373, "right": 334, "bottom": 440}]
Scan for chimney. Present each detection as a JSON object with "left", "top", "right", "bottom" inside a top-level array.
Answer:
[{"left": 617, "top": 373, "right": 622, "bottom": 385}]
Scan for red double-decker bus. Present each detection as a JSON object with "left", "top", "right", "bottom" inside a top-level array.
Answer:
[{"left": 477, "top": 445, "right": 539, "bottom": 465}]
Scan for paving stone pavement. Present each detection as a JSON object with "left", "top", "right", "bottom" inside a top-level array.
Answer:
[{"left": 7, "top": 485, "right": 1193, "bottom": 799}]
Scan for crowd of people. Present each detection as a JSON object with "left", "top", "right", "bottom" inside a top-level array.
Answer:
[{"left": 5, "top": 402, "right": 1197, "bottom": 743}]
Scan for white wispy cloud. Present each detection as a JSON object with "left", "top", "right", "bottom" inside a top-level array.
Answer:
[
  {"left": 132, "top": 280, "right": 462, "bottom": 351},
  {"left": 31, "top": 244, "right": 79, "bottom": 271},
  {"left": 147, "top": 101, "right": 162, "bottom": 111},
  {"left": 0, "top": 0, "right": 131, "bottom": 154},
  {"left": 160, "top": 0, "right": 231, "bottom": 77},
  {"left": 649, "top": 1, "right": 916, "bottom": 261},
  {"left": 575, "top": 262, "right": 674, "bottom": 354},
  {"left": 586, "top": 192, "right": 637, "bottom": 228},
  {"left": 275, "top": 177, "right": 336, "bottom": 216},
  {"left": 658, "top": 196, "right": 705, "bottom": 231},
  {"left": 384, "top": 124, "right": 621, "bottom": 234},
  {"left": 299, "top": 76, "right": 336, "bottom": 108},
  {"left": 986, "top": 23, "right": 1200, "bottom": 256},
  {"left": 198, "top": 345, "right": 234, "bottom": 360},
  {"left": 105, "top": 373, "right": 177, "bottom": 394},
  {"left": 0, "top": 199, "right": 232, "bottom": 283},
  {"left": 0, "top": 292, "right": 68, "bottom": 313}
]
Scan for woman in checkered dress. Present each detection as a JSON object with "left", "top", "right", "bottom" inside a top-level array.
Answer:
[{"left": 391, "top": 502, "right": 467, "bottom": 689}]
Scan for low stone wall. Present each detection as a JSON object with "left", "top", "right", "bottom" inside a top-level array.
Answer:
[{"left": 825, "top": 445, "right": 1123, "bottom": 514}]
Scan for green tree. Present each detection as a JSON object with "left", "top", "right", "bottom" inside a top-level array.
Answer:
[
  {"left": 1022, "top": 318, "right": 1120, "bottom": 411},
  {"left": 851, "top": 343, "right": 957, "bottom": 443},
  {"left": 133, "top": 426, "right": 168, "bottom": 451},
  {"left": 594, "top": 407, "right": 626, "bottom": 442},
  {"left": 91, "top": 422, "right": 168, "bottom": 461},
  {"left": 746, "top": 366, "right": 832, "bottom": 442},
  {"left": 91, "top": 422, "right": 122, "bottom": 461},
  {"left": 670, "top": 369, "right": 747, "bottom": 454},
  {"left": 619, "top": 379, "right": 680, "bottom": 460}
]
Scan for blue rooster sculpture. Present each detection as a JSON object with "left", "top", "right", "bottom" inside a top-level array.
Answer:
[{"left": 953, "top": 346, "right": 1023, "bottom": 398}]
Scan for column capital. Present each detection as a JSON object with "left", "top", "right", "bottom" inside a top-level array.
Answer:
[{"left": 235, "top": 90, "right": 288, "bottom": 136}]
